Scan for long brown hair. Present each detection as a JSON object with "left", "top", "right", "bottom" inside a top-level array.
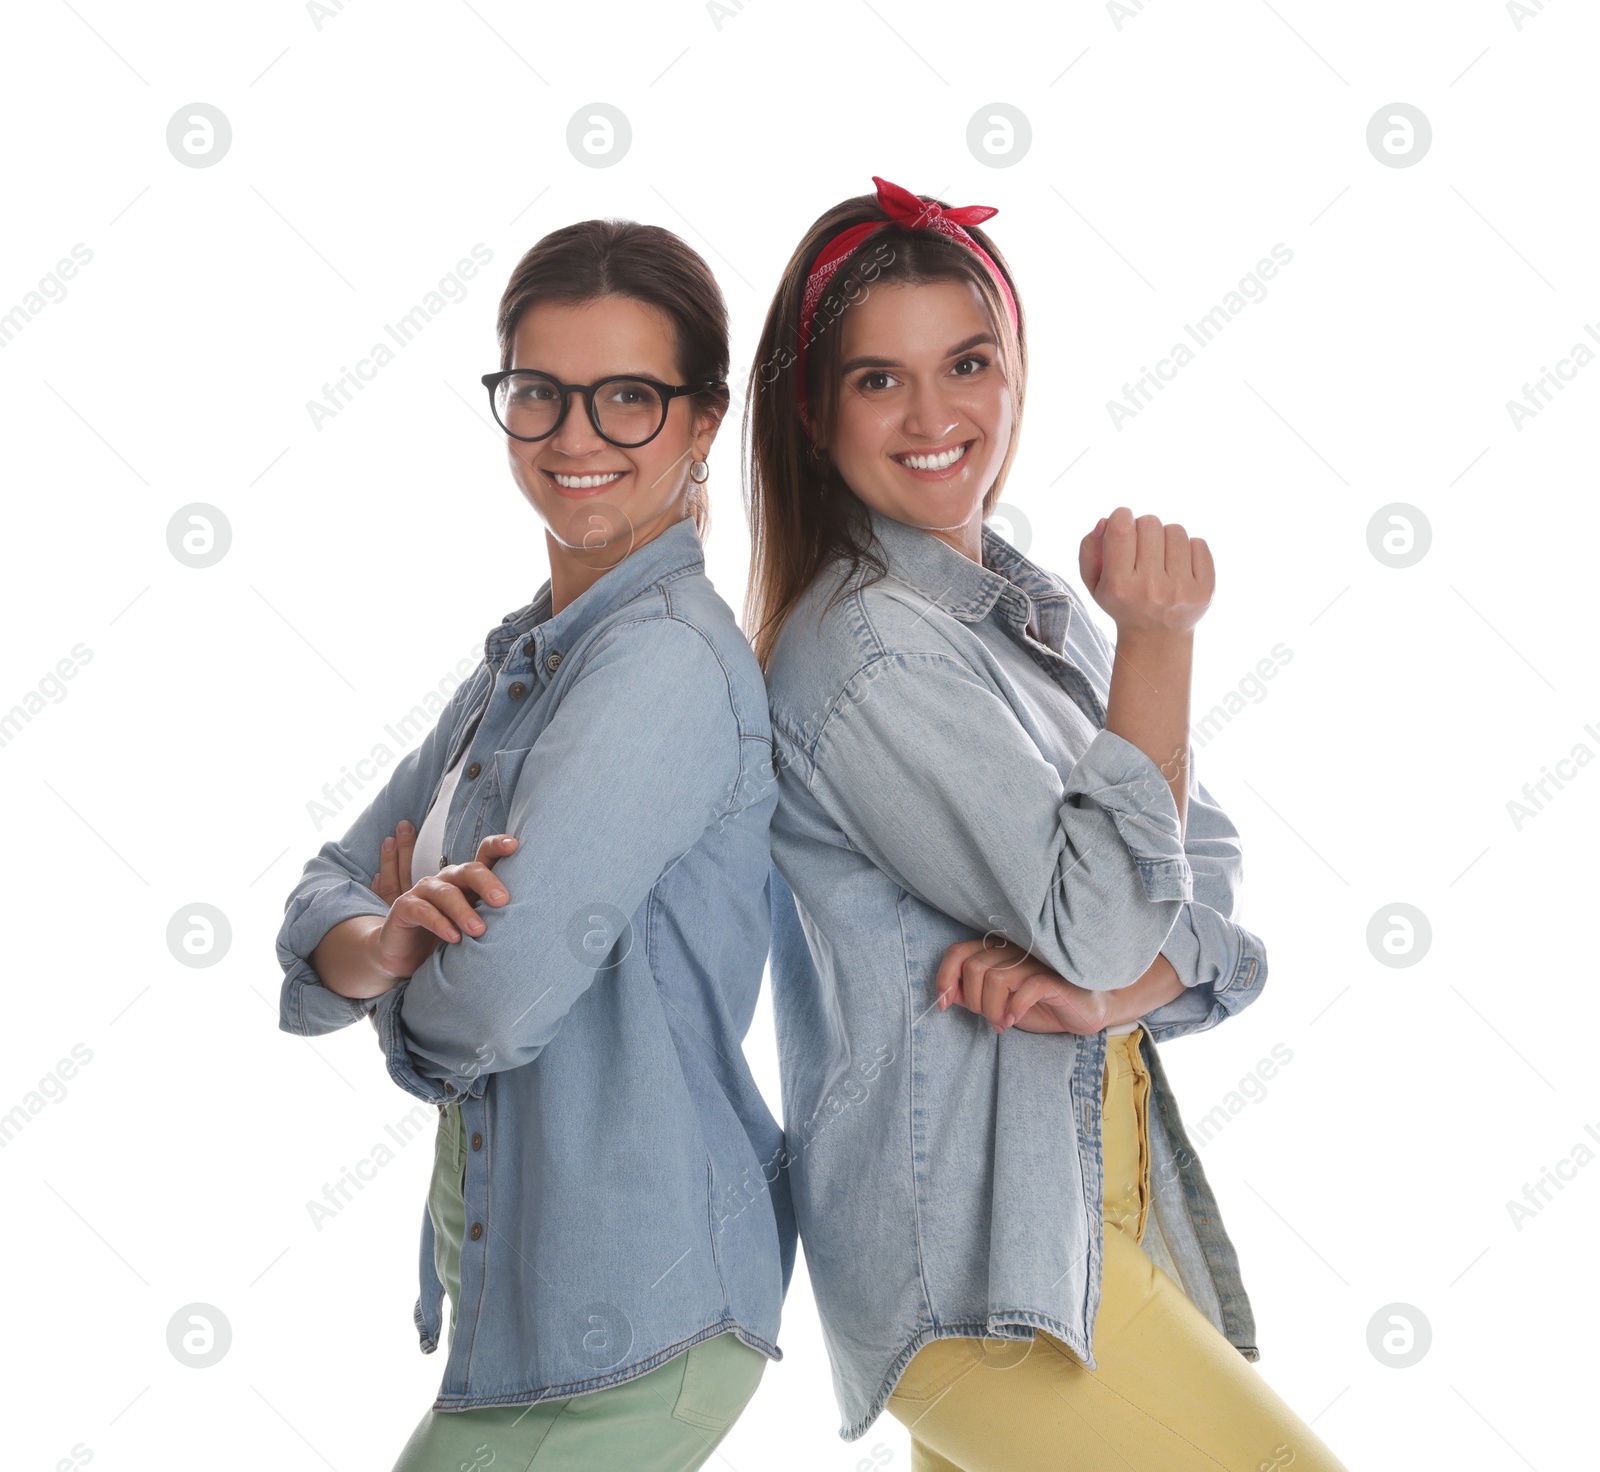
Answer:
[
  {"left": 494, "top": 220, "right": 731, "bottom": 540},
  {"left": 742, "top": 190, "right": 1028, "bottom": 669}
]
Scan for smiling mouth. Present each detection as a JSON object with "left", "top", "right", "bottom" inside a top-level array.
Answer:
[
  {"left": 546, "top": 470, "right": 627, "bottom": 490},
  {"left": 890, "top": 441, "right": 971, "bottom": 471}
]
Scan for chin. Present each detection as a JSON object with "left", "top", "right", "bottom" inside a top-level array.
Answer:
[{"left": 900, "top": 486, "right": 985, "bottom": 525}]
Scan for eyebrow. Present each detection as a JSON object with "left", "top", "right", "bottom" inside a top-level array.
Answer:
[
  {"left": 840, "top": 332, "right": 998, "bottom": 375},
  {"left": 511, "top": 367, "right": 666, "bottom": 381}
]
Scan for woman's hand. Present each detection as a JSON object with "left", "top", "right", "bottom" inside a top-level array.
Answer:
[
  {"left": 1078, "top": 505, "right": 1214, "bottom": 640},
  {"left": 368, "top": 825, "right": 520, "bottom": 983},
  {"left": 371, "top": 819, "right": 419, "bottom": 906},
  {"left": 935, "top": 937, "right": 1108, "bottom": 1035}
]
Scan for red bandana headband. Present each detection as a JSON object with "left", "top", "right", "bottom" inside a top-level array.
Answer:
[{"left": 794, "top": 175, "right": 1020, "bottom": 429}]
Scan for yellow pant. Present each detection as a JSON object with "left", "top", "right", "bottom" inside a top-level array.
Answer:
[{"left": 885, "top": 1029, "right": 1350, "bottom": 1471}]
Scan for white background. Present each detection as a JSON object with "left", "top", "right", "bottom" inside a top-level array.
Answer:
[{"left": 3, "top": 2, "right": 1596, "bottom": 1468}]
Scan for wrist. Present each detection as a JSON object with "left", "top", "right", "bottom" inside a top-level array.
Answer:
[
  {"left": 324, "top": 918, "right": 401, "bottom": 999},
  {"left": 1101, "top": 953, "right": 1181, "bottom": 1029},
  {"left": 364, "top": 919, "right": 406, "bottom": 986},
  {"left": 1112, "top": 627, "right": 1194, "bottom": 660}
]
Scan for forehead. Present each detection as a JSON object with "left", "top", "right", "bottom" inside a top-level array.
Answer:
[
  {"left": 837, "top": 277, "right": 994, "bottom": 359},
  {"left": 510, "top": 295, "right": 680, "bottom": 376}
]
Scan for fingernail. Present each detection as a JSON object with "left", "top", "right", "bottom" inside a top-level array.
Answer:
[
  {"left": 491, "top": 890, "right": 507, "bottom": 903},
  {"left": 382, "top": 837, "right": 393, "bottom": 849}
]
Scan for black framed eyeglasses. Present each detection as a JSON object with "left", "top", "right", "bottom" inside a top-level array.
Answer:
[{"left": 480, "top": 370, "right": 724, "bottom": 448}]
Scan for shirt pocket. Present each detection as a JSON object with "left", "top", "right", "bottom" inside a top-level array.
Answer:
[{"left": 478, "top": 745, "right": 535, "bottom": 839}]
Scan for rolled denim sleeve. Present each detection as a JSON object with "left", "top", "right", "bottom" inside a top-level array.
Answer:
[
  {"left": 275, "top": 665, "right": 490, "bottom": 1038},
  {"left": 1140, "top": 756, "right": 1269, "bottom": 1044},
  {"left": 794, "top": 652, "right": 1191, "bottom": 992},
  {"left": 1064, "top": 729, "right": 1192, "bottom": 904},
  {"left": 371, "top": 616, "right": 745, "bottom": 1106},
  {"left": 277, "top": 879, "right": 394, "bottom": 1036}
]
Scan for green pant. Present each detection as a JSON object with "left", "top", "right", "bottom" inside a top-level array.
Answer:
[{"left": 391, "top": 1101, "right": 767, "bottom": 1471}]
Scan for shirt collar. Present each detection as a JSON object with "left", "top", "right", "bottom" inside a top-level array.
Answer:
[
  {"left": 483, "top": 515, "right": 705, "bottom": 673},
  {"left": 863, "top": 502, "right": 1077, "bottom": 638}
]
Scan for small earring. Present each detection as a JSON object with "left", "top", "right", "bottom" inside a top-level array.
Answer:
[{"left": 689, "top": 459, "right": 710, "bottom": 484}]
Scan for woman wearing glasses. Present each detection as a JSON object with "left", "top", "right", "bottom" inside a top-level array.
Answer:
[
  {"left": 275, "top": 220, "right": 794, "bottom": 1470},
  {"left": 745, "top": 178, "right": 1349, "bottom": 1469}
]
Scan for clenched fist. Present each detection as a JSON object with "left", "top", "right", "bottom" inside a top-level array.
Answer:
[{"left": 1079, "top": 506, "right": 1214, "bottom": 640}]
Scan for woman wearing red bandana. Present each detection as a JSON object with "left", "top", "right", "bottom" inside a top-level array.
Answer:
[{"left": 745, "top": 178, "right": 1349, "bottom": 1470}]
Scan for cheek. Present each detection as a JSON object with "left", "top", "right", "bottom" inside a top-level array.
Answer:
[
  {"left": 627, "top": 445, "right": 674, "bottom": 489},
  {"left": 974, "top": 384, "right": 1013, "bottom": 452},
  {"left": 981, "top": 382, "right": 1012, "bottom": 430},
  {"left": 636, "top": 412, "right": 698, "bottom": 484},
  {"left": 832, "top": 401, "right": 887, "bottom": 466}
]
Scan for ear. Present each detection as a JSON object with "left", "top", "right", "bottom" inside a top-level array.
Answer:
[{"left": 691, "top": 394, "right": 728, "bottom": 459}]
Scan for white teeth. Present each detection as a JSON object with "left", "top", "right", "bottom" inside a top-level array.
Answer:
[
  {"left": 551, "top": 471, "right": 625, "bottom": 489},
  {"left": 895, "top": 443, "right": 968, "bottom": 471}
]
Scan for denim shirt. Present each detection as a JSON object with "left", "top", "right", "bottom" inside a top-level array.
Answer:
[
  {"left": 275, "top": 515, "right": 797, "bottom": 1410},
  {"left": 763, "top": 503, "right": 1266, "bottom": 1439}
]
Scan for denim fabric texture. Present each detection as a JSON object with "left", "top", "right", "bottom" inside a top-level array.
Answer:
[
  {"left": 763, "top": 503, "right": 1266, "bottom": 1439},
  {"left": 276, "top": 516, "right": 796, "bottom": 1411}
]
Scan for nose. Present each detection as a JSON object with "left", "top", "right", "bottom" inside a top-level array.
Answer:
[
  {"left": 547, "top": 387, "right": 606, "bottom": 458},
  {"left": 899, "top": 377, "right": 961, "bottom": 444}
]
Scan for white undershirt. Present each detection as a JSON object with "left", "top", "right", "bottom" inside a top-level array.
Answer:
[{"left": 412, "top": 750, "right": 466, "bottom": 885}]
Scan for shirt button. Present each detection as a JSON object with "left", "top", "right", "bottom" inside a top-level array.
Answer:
[
  {"left": 508, "top": 681, "right": 528, "bottom": 700},
  {"left": 444, "top": 1083, "right": 455, "bottom": 1095},
  {"left": 545, "top": 652, "right": 562, "bottom": 672},
  {"left": 524, "top": 639, "right": 537, "bottom": 657},
  {"left": 471, "top": 1132, "right": 483, "bottom": 1151},
  {"left": 469, "top": 1222, "right": 484, "bottom": 1241},
  {"left": 465, "top": 761, "right": 481, "bottom": 780}
]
